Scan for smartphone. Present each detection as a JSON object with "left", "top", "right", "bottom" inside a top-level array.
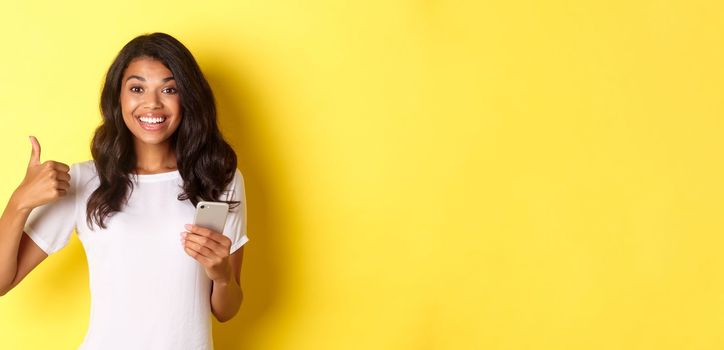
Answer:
[{"left": 193, "top": 201, "right": 230, "bottom": 234}]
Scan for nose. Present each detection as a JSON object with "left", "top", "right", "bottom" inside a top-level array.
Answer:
[{"left": 144, "top": 91, "right": 163, "bottom": 109}]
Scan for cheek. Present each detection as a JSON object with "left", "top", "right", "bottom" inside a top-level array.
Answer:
[
  {"left": 120, "top": 92, "right": 140, "bottom": 115},
  {"left": 164, "top": 95, "right": 181, "bottom": 114}
]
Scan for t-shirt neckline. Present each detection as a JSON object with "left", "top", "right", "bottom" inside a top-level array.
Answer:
[{"left": 132, "top": 170, "right": 181, "bottom": 182}]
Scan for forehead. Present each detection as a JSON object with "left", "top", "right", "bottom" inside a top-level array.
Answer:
[{"left": 122, "top": 57, "right": 174, "bottom": 81}]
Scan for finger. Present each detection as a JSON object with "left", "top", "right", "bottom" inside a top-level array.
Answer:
[
  {"left": 183, "top": 232, "right": 227, "bottom": 256},
  {"left": 183, "top": 237, "right": 219, "bottom": 258},
  {"left": 183, "top": 243, "right": 214, "bottom": 266},
  {"left": 28, "top": 136, "right": 41, "bottom": 166},
  {"left": 49, "top": 161, "right": 70, "bottom": 173},
  {"left": 185, "top": 224, "right": 229, "bottom": 245},
  {"left": 56, "top": 180, "right": 70, "bottom": 191},
  {"left": 55, "top": 171, "right": 71, "bottom": 182},
  {"left": 183, "top": 245, "right": 214, "bottom": 266}
]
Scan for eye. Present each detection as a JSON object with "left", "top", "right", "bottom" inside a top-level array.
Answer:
[
  {"left": 163, "top": 87, "right": 178, "bottom": 94},
  {"left": 129, "top": 86, "right": 143, "bottom": 93}
]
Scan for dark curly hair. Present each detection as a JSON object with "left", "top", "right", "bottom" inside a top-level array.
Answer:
[{"left": 87, "top": 32, "right": 238, "bottom": 229}]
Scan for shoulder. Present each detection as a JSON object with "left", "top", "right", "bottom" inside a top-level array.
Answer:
[
  {"left": 222, "top": 168, "right": 245, "bottom": 200},
  {"left": 73, "top": 160, "right": 96, "bottom": 172},
  {"left": 69, "top": 160, "right": 98, "bottom": 187},
  {"left": 233, "top": 168, "right": 246, "bottom": 189},
  {"left": 226, "top": 168, "right": 244, "bottom": 190}
]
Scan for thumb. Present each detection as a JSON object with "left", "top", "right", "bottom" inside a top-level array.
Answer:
[{"left": 28, "top": 136, "right": 41, "bottom": 166}]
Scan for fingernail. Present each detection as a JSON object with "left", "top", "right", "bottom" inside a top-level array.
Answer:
[
  {"left": 184, "top": 224, "right": 192, "bottom": 230},
  {"left": 180, "top": 232, "right": 187, "bottom": 238}
]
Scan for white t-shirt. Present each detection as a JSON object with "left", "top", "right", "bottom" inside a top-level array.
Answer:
[{"left": 24, "top": 160, "right": 249, "bottom": 350}]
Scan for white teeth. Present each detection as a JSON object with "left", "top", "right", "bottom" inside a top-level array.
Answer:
[{"left": 139, "top": 116, "right": 166, "bottom": 124}]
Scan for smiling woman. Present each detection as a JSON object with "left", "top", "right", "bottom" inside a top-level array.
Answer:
[
  {"left": 121, "top": 58, "right": 182, "bottom": 152},
  {"left": 0, "top": 32, "right": 249, "bottom": 350}
]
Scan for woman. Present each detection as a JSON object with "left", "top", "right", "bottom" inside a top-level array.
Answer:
[{"left": 0, "top": 32, "right": 248, "bottom": 349}]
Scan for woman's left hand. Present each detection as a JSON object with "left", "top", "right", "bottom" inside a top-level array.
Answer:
[{"left": 181, "top": 224, "right": 233, "bottom": 283}]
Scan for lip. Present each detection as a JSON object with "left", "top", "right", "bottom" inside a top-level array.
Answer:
[{"left": 136, "top": 113, "right": 168, "bottom": 131}]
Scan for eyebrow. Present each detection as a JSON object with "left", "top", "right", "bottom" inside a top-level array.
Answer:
[{"left": 125, "top": 75, "right": 175, "bottom": 82}]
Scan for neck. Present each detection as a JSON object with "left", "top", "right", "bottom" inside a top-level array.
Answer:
[{"left": 133, "top": 140, "right": 178, "bottom": 174}]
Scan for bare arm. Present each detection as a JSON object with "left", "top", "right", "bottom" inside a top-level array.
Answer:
[
  {"left": 210, "top": 247, "right": 244, "bottom": 322},
  {"left": 181, "top": 224, "right": 245, "bottom": 322},
  {"left": 0, "top": 196, "right": 35, "bottom": 294},
  {"left": 0, "top": 227, "right": 48, "bottom": 296},
  {"left": 0, "top": 136, "right": 70, "bottom": 295}
]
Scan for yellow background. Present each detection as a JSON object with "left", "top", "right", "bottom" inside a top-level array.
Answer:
[{"left": 0, "top": 0, "right": 722, "bottom": 349}]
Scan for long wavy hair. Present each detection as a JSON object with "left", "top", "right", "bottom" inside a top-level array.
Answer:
[{"left": 87, "top": 32, "right": 238, "bottom": 229}]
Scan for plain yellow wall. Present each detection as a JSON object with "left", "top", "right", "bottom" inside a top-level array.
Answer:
[{"left": 0, "top": 0, "right": 722, "bottom": 349}]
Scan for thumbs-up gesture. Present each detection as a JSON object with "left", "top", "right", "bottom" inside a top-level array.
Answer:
[{"left": 13, "top": 136, "right": 71, "bottom": 211}]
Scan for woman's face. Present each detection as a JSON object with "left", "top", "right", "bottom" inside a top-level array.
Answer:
[{"left": 120, "top": 57, "right": 182, "bottom": 148}]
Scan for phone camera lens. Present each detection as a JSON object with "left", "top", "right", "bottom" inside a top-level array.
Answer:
[{"left": 200, "top": 205, "right": 205, "bottom": 209}]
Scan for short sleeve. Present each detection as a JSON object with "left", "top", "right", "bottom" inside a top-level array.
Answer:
[
  {"left": 222, "top": 169, "right": 249, "bottom": 254},
  {"left": 23, "top": 163, "right": 80, "bottom": 255}
]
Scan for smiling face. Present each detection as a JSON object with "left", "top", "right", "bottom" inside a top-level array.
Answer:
[{"left": 120, "top": 57, "right": 182, "bottom": 149}]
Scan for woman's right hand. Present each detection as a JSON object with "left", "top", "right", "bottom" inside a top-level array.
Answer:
[{"left": 11, "top": 136, "right": 71, "bottom": 211}]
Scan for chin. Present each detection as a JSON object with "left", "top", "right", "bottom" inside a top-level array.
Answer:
[{"left": 139, "top": 136, "right": 174, "bottom": 145}]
